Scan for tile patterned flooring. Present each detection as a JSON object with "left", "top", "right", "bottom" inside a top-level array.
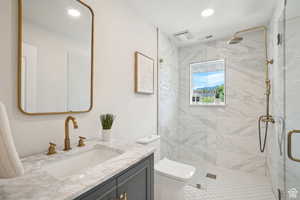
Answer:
[
  {"left": 184, "top": 184, "right": 275, "bottom": 200},
  {"left": 184, "top": 166, "right": 276, "bottom": 200}
]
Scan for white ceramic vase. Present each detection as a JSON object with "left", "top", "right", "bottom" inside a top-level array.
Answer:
[{"left": 102, "top": 129, "right": 112, "bottom": 141}]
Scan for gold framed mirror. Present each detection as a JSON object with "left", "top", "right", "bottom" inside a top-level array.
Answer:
[{"left": 18, "top": 0, "right": 94, "bottom": 115}]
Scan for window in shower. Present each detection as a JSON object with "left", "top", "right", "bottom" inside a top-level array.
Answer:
[{"left": 190, "top": 59, "right": 226, "bottom": 106}]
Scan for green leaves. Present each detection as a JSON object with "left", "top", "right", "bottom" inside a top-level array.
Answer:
[
  {"left": 100, "top": 114, "right": 115, "bottom": 130},
  {"left": 215, "top": 85, "right": 225, "bottom": 101}
]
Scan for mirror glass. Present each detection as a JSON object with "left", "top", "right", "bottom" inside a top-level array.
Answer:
[{"left": 19, "top": 0, "right": 93, "bottom": 114}]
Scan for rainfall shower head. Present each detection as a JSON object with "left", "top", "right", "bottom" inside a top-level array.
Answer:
[{"left": 227, "top": 36, "right": 243, "bottom": 45}]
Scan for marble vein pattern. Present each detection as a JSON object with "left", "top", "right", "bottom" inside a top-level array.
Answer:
[
  {"left": 159, "top": 31, "right": 268, "bottom": 177},
  {"left": 158, "top": 31, "right": 180, "bottom": 161},
  {"left": 0, "top": 138, "right": 155, "bottom": 200}
]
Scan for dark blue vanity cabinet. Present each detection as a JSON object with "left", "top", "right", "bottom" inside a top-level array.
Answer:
[{"left": 74, "top": 154, "right": 154, "bottom": 200}]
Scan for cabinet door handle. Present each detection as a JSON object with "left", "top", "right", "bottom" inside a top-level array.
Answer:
[
  {"left": 288, "top": 130, "right": 300, "bottom": 162},
  {"left": 119, "top": 192, "right": 128, "bottom": 200}
]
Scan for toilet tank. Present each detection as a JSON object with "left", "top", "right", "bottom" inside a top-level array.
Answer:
[{"left": 136, "top": 135, "right": 161, "bottom": 163}]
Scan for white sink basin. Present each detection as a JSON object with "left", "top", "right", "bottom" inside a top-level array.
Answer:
[{"left": 44, "top": 145, "right": 122, "bottom": 179}]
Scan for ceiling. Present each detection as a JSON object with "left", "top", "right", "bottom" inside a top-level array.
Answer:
[{"left": 127, "top": 0, "right": 278, "bottom": 46}]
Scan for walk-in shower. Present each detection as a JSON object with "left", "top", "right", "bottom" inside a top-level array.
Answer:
[
  {"left": 228, "top": 26, "right": 275, "bottom": 153},
  {"left": 156, "top": 1, "right": 300, "bottom": 199}
]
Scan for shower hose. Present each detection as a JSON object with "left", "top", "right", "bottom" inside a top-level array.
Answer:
[{"left": 258, "top": 116, "right": 269, "bottom": 153}]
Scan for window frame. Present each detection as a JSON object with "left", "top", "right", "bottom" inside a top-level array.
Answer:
[{"left": 189, "top": 59, "right": 226, "bottom": 106}]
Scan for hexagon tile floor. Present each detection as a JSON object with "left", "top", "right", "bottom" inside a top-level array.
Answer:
[
  {"left": 183, "top": 166, "right": 276, "bottom": 200},
  {"left": 184, "top": 183, "right": 275, "bottom": 200}
]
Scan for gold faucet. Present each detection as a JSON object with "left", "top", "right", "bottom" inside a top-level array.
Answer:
[{"left": 64, "top": 116, "right": 78, "bottom": 151}]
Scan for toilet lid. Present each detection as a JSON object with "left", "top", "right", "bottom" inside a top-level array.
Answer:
[{"left": 154, "top": 158, "right": 196, "bottom": 182}]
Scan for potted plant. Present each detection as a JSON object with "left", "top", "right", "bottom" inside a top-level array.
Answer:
[{"left": 100, "top": 114, "right": 115, "bottom": 141}]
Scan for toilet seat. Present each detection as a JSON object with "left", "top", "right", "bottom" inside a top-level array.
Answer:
[{"left": 154, "top": 158, "right": 196, "bottom": 182}]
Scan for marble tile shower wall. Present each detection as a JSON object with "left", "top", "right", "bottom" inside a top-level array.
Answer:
[
  {"left": 158, "top": 32, "right": 180, "bottom": 160},
  {"left": 160, "top": 31, "right": 269, "bottom": 176}
]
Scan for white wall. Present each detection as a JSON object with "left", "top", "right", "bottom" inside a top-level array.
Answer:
[{"left": 0, "top": 0, "right": 157, "bottom": 157}]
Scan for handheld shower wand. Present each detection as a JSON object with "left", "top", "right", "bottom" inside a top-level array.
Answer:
[{"left": 228, "top": 26, "right": 275, "bottom": 153}]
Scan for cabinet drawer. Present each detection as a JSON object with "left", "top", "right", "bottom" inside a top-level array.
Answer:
[
  {"left": 74, "top": 179, "right": 117, "bottom": 200},
  {"left": 117, "top": 155, "right": 154, "bottom": 200},
  {"left": 73, "top": 154, "right": 154, "bottom": 200}
]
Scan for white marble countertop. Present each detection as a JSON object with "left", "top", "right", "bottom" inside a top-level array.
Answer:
[{"left": 0, "top": 138, "right": 155, "bottom": 200}]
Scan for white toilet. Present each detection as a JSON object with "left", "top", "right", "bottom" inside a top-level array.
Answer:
[{"left": 137, "top": 135, "right": 196, "bottom": 200}]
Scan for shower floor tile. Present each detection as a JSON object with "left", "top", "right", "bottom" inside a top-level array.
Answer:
[
  {"left": 184, "top": 183, "right": 275, "bottom": 200},
  {"left": 184, "top": 166, "right": 276, "bottom": 200}
]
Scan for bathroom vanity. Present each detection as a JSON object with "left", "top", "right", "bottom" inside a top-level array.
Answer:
[
  {"left": 75, "top": 154, "right": 153, "bottom": 200},
  {"left": 0, "top": 139, "right": 155, "bottom": 200}
]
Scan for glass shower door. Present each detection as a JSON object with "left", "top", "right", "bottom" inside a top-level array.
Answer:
[{"left": 285, "top": 0, "right": 300, "bottom": 199}]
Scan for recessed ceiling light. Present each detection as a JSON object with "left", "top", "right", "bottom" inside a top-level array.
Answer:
[
  {"left": 201, "top": 8, "right": 214, "bottom": 17},
  {"left": 68, "top": 9, "right": 81, "bottom": 18}
]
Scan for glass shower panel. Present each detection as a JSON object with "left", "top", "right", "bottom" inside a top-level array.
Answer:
[
  {"left": 271, "top": 8, "right": 286, "bottom": 200},
  {"left": 158, "top": 31, "right": 209, "bottom": 190},
  {"left": 285, "top": 0, "right": 300, "bottom": 199}
]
